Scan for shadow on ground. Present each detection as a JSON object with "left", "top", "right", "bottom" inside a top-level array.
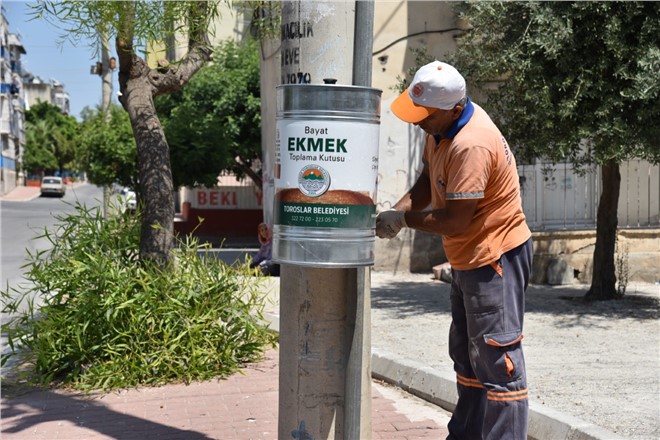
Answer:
[
  {"left": 371, "top": 279, "right": 659, "bottom": 324},
  {"left": 1, "top": 383, "right": 213, "bottom": 440}
]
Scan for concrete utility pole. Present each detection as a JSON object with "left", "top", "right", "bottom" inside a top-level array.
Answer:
[
  {"left": 99, "top": 29, "right": 113, "bottom": 218},
  {"left": 100, "top": 32, "right": 112, "bottom": 115},
  {"left": 257, "top": 4, "right": 280, "bottom": 229},
  {"left": 278, "top": 2, "right": 376, "bottom": 439}
]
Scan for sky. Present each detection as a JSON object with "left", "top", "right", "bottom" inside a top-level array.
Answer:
[{"left": 3, "top": 0, "right": 120, "bottom": 119}]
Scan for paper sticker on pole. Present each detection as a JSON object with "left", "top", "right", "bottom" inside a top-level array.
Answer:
[{"left": 273, "top": 84, "right": 382, "bottom": 267}]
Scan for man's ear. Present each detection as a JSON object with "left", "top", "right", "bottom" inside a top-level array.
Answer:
[{"left": 451, "top": 105, "right": 464, "bottom": 120}]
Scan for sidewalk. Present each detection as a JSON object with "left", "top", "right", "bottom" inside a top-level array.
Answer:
[
  {"left": 3, "top": 272, "right": 653, "bottom": 440},
  {"left": 0, "top": 182, "right": 87, "bottom": 202},
  {"left": 1, "top": 268, "right": 451, "bottom": 439},
  {"left": 0, "top": 185, "right": 41, "bottom": 202},
  {"left": 1, "top": 350, "right": 450, "bottom": 439}
]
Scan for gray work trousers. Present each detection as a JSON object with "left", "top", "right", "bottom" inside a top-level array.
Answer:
[{"left": 447, "top": 237, "right": 533, "bottom": 440}]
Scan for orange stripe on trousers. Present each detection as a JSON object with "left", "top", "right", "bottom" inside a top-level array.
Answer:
[
  {"left": 456, "top": 373, "right": 484, "bottom": 389},
  {"left": 487, "top": 388, "right": 528, "bottom": 402}
]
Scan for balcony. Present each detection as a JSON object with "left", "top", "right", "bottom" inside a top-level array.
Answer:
[{"left": 0, "top": 83, "right": 19, "bottom": 95}]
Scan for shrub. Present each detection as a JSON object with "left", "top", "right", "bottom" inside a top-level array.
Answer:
[{"left": 1, "top": 204, "right": 277, "bottom": 391}]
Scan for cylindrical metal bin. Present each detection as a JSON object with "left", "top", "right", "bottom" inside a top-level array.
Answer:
[{"left": 273, "top": 84, "right": 382, "bottom": 267}]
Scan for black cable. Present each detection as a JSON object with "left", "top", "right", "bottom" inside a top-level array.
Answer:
[{"left": 372, "top": 28, "right": 463, "bottom": 56}]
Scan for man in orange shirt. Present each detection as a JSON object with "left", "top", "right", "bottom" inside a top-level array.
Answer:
[{"left": 377, "top": 61, "right": 533, "bottom": 440}]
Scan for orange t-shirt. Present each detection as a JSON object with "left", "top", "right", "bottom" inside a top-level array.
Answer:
[{"left": 423, "top": 103, "right": 531, "bottom": 270}]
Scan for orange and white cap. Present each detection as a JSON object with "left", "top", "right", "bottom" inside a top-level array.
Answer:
[{"left": 391, "top": 61, "right": 466, "bottom": 123}]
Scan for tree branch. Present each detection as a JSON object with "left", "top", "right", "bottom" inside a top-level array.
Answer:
[
  {"left": 116, "top": 1, "right": 137, "bottom": 109},
  {"left": 235, "top": 157, "right": 263, "bottom": 190},
  {"left": 149, "top": 1, "right": 213, "bottom": 97}
]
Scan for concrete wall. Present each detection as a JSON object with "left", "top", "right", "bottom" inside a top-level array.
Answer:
[
  {"left": 372, "top": 1, "right": 463, "bottom": 275},
  {"left": 23, "top": 82, "right": 51, "bottom": 110},
  {"left": 374, "top": 227, "right": 660, "bottom": 284},
  {"left": 533, "top": 229, "right": 660, "bottom": 285}
]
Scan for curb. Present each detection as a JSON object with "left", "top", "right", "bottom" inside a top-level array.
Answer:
[
  {"left": 265, "top": 307, "right": 624, "bottom": 440},
  {"left": 264, "top": 311, "right": 624, "bottom": 440},
  {"left": 371, "top": 348, "right": 626, "bottom": 440}
]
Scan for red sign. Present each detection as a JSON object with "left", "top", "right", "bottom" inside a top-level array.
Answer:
[{"left": 190, "top": 187, "right": 262, "bottom": 210}]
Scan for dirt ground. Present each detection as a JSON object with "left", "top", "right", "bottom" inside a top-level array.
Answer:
[{"left": 370, "top": 271, "right": 660, "bottom": 439}]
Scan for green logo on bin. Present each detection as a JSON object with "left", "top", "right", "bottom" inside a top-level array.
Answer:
[{"left": 298, "top": 165, "right": 330, "bottom": 197}]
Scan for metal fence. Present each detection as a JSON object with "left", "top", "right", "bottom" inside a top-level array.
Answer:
[{"left": 518, "top": 159, "right": 660, "bottom": 231}]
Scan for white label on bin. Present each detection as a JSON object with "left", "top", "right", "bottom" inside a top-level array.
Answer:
[{"left": 275, "top": 119, "right": 379, "bottom": 229}]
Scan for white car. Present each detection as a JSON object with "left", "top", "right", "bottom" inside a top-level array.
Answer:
[
  {"left": 119, "top": 187, "right": 136, "bottom": 212},
  {"left": 40, "top": 176, "right": 66, "bottom": 197}
]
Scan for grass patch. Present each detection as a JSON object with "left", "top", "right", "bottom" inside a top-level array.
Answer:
[{"left": 1, "top": 203, "right": 277, "bottom": 391}]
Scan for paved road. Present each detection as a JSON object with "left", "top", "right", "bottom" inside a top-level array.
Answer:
[
  {"left": 1, "top": 184, "right": 102, "bottom": 309},
  {"left": 1, "top": 184, "right": 103, "bottom": 367}
]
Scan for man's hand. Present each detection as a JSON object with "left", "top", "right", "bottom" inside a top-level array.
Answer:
[{"left": 376, "top": 210, "right": 407, "bottom": 239}]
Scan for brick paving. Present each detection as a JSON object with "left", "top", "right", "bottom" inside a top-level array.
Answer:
[{"left": 1, "top": 350, "right": 449, "bottom": 440}]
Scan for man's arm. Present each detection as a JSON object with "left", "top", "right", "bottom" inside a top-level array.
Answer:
[
  {"left": 404, "top": 198, "right": 479, "bottom": 237},
  {"left": 392, "top": 162, "right": 432, "bottom": 212},
  {"left": 376, "top": 160, "right": 479, "bottom": 239},
  {"left": 376, "top": 163, "right": 432, "bottom": 239}
]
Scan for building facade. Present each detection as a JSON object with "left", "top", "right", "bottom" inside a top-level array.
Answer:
[
  {"left": 22, "top": 77, "right": 71, "bottom": 116},
  {"left": 0, "top": 2, "right": 71, "bottom": 196},
  {"left": 0, "top": 3, "right": 26, "bottom": 194}
]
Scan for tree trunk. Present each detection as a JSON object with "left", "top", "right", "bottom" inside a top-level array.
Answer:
[
  {"left": 586, "top": 159, "right": 621, "bottom": 300},
  {"left": 117, "top": 48, "right": 175, "bottom": 266},
  {"left": 114, "top": 1, "right": 212, "bottom": 267},
  {"left": 125, "top": 81, "right": 175, "bottom": 266}
]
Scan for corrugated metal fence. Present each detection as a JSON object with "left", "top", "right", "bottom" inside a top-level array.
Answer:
[{"left": 518, "top": 159, "right": 660, "bottom": 231}]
